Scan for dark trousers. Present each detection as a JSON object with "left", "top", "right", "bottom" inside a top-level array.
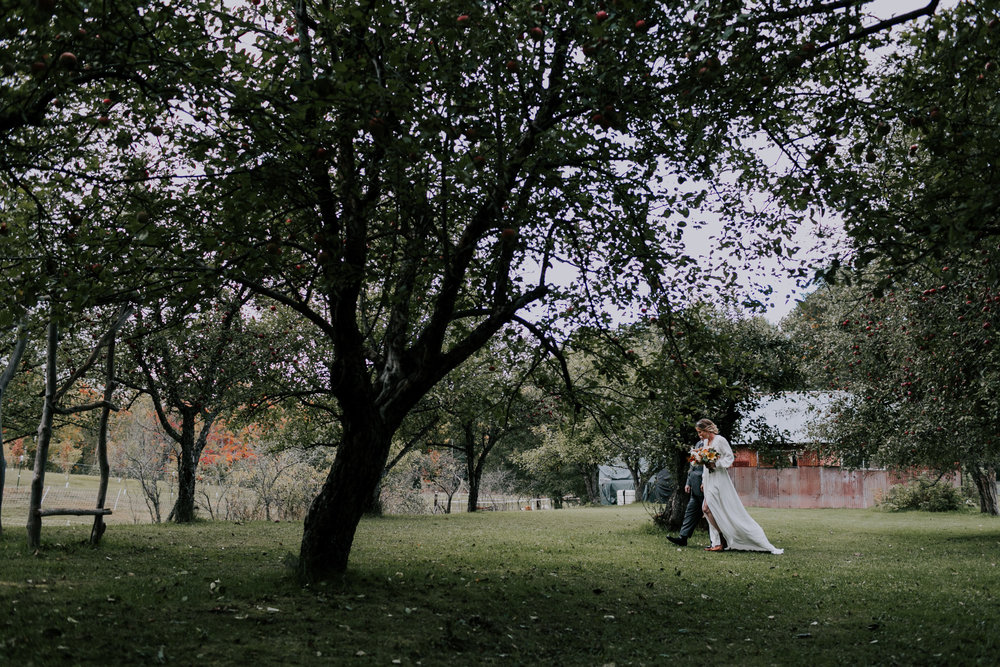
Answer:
[{"left": 679, "top": 493, "right": 703, "bottom": 538}]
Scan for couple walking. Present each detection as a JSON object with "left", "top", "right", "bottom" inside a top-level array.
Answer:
[{"left": 667, "top": 419, "right": 783, "bottom": 554}]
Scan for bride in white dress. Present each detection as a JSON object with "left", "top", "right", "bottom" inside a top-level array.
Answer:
[{"left": 695, "top": 419, "right": 783, "bottom": 554}]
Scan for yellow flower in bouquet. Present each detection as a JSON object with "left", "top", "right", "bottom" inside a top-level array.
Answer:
[{"left": 688, "top": 447, "right": 719, "bottom": 467}]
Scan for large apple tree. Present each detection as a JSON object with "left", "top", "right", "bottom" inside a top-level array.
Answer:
[{"left": 776, "top": 2, "right": 1000, "bottom": 513}]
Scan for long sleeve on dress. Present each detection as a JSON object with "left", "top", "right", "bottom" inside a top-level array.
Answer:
[{"left": 704, "top": 435, "right": 734, "bottom": 468}]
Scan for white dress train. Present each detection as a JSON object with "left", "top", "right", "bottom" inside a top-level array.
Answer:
[{"left": 700, "top": 435, "right": 783, "bottom": 554}]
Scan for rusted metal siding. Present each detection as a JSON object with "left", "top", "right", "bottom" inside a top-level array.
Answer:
[
  {"left": 729, "top": 467, "right": 961, "bottom": 509},
  {"left": 732, "top": 448, "right": 757, "bottom": 468}
]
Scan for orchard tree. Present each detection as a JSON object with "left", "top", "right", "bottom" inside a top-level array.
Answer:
[
  {"left": 424, "top": 332, "right": 550, "bottom": 512},
  {"left": 794, "top": 272, "right": 1000, "bottom": 514},
  {"left": 775, "top": 2, "right": 1000, "bottom": 513},
  {"left": 556, "top": 324, "right": 675, "bottom": 499},
  {"left": 118, "top": 289, "right": 306, "bottom": 522},
  {"left": 515, "top": 417, "right": 607, "bottom": 505},
  {"left": 108, "top": 398, "right": 174, "bottom": 523},
  {"left": 187, "top": 0, "right": 944, "bottom": 580},
  {"left": 417, "top": 449, "right": 465, "bottom": 514},
  {"left": 1, "top": 0, "right": 232, "bottom": 544},
  {"left": 814, "top": 2, "right": 1000, "bottom": 284}
]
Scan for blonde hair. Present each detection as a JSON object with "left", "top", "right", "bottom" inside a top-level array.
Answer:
[{"left": 695, "top": 419, "right": 719, "bottom": 434}]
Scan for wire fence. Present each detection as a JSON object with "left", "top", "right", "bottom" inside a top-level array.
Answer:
[
  {"left": 441, "top": 494, "right": 554, "bottom": 512},
  {"left": 2, "top": 468, "right": 563, "bottom": 529},
  {"left": 0, "top": 471, "right": 271, "bottom": 527},
  {"left": 2, "top": 482, "right": 158, "bottom": 526}
]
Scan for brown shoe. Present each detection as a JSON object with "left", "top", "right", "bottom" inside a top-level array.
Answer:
[{"left": 704, "top": 545, "right": 724, "bottom": 552}]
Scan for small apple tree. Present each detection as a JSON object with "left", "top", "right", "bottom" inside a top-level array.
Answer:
[
  {"left": 117, "top": 289, "right": 309, "bottom": 523},
  {"left": 421, "top": 332, "right": 553, "bottom": 512}
]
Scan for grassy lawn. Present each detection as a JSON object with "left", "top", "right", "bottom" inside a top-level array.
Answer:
[{"left": 1, "top": 505, "right": 998, "bottom": 665}]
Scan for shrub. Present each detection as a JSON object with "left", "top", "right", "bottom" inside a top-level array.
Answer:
[{"left": 876, "top": 474, "right": 966, "bottom": 512}]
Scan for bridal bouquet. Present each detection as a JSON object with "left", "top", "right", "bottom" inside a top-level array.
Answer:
[{"left": 688, "top": 447, "right": 719, "bottom": 467}]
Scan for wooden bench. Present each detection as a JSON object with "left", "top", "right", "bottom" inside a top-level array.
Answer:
[{"left": 35, "top": 508, "right": 112, "bottom": 518}]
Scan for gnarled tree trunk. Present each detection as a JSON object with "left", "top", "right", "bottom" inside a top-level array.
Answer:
[
  {"left": 168, "top": 409, "right": 216, "bottom": 523},
  {"left": 970, "top": 465, "right": 999, "bottom": 516},
  {"left": 298, "top": 411, "right": 392, "bottom": 581}
]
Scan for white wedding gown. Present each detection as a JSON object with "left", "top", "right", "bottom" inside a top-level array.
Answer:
[{"left": 700, "top": 435, "right": 783, "bottom": 554}]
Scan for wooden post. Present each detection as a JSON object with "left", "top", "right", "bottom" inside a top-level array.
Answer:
[
  {"left": 91, "top": 332, "right": 118, "bottom": 544},
  {"left": 27, "top": 318, "right": 58, "bottom": 550}
]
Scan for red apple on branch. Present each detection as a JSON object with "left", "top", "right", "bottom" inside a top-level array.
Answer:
[{"left": 58, "top": 52, "right": 77, "bottom": 69}]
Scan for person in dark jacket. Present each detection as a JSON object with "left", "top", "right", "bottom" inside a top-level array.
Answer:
[{"left": 666, "top": 457, "right": 704, "bottom": 547}]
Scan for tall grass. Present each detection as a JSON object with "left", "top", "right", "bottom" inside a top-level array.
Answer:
[{"left": 1, "top": 505, "right": 998, "bottom": 665}]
